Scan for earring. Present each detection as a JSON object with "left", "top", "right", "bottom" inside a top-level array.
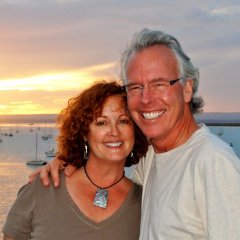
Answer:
[
  {"left": 84, "top": 142, "right": 88, "bottom": 160},
  {"left": 130, "top": 151, "right": 137, "bottom": 164}
]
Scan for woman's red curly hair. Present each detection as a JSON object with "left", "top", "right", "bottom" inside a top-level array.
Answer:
[{"left": 57, "top": 80, "right": 149, "bottom": 168}]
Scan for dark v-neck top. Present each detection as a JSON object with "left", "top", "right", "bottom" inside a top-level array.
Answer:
[{"left": 3, "top": 171, "right": 142, "bottom": 240}]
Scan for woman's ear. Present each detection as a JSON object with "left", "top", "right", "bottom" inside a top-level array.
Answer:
[{"left": 183, "top": 79, "right": 193, "bottom": 103}]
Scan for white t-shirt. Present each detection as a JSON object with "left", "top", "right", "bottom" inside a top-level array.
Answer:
[{"left": 132, "top": 124, "right": 240, "bottom": 240}]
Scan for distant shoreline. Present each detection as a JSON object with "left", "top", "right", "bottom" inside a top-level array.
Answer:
[
  {"left": 0, "top": 112, "right": 240, "bottom": 126},
  {"left": 0, "top": 114, "right": 58, "bottom": 124}
]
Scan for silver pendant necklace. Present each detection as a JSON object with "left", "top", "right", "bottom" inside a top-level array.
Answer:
[{"left": 84, "top": 165, "right": 125, "bottom": 209}]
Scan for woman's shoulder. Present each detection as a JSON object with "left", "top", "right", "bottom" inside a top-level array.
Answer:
[
  {"left": 23, "top": 169, "right": 66, "bottom": 196},
  {"left": 130, "top": 181, "right": 142, "bottom": 200},
  {"left": 132, "top": 181, "right": 142, "bottom": 190}
]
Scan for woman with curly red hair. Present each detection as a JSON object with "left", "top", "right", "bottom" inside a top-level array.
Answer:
[{"left": 3, "top": 81, "right": 149, "bottom": 240}]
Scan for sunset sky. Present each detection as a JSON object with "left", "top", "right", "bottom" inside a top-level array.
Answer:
[{"left": 0, "top": 0, "right": 239, "bottom": 115}]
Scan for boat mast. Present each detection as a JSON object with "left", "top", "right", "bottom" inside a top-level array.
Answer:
[{"left": 35, "top": 132, "right": 38, "bottom": 161}]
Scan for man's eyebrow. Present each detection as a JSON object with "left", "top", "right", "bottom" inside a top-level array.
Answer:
[
  {"left": 126, "top": 78, "right": 167, "bottom": 86},
  {"left": 125, "top": 82, "right": 141, "bottom": 87},
  {"left": 150, "top": 78, "right": 168, "bottom": 82}
]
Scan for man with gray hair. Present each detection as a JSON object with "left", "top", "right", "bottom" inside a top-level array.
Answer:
[
  {"left": 30, "top": 28, "right": 240, "bottom": 239},
  {"left": 121, "top": 28, "right": 240, "bottom": 239}
]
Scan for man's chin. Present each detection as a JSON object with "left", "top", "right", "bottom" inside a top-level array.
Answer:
[{"left": 141, "top": 128, "right": 161, "bottom": 140}]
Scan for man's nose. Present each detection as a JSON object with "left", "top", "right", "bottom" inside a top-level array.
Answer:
[{"left": 141, "top": 86, "right": 154, "bottom": 104}]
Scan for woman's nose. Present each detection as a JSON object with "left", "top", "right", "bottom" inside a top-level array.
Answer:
[{"left": 109, "top": 124, "right": 120, "bottom": 136}]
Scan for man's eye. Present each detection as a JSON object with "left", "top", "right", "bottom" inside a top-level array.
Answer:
[
  {"left": 154, "top": 81, "right": 166, "bottom": 87},
  {"left": 128, "top": 85, "right": 142, "bottom": 91}
]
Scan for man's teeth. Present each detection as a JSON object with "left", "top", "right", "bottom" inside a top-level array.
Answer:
[
  {"left": 143, "top": 111, "right": 162, "bottom": 119},
  {"left": 105, "top": 142, "right": 122, "bottom": 147}
]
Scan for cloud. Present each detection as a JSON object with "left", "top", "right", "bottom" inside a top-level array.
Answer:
[
  {"left": 0, "top": 99, "right": 44, "bottom": 115},
  {"left": 0, "top": 89, "right": 81, "bottom": 114},
  {"left": 211, "top": 6, "right": 240, "bottom": 16}
]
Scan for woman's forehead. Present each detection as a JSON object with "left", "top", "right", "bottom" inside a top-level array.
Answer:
[{"left": 101, "top": 95, "right": 128, "bottom": 114}]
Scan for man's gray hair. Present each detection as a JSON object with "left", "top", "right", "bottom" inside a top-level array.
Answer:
[{"left": 120, "top": 28, "right": 204, "bottom": 114}]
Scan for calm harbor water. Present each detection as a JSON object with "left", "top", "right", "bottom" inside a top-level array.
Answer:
[
  {"left": 0, "top": 123, "right": 239, "bottom": 237},
  {"left": 0, "top": 123, "right": 57, "bottom": 238}
]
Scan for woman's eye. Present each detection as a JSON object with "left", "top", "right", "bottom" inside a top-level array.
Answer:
[
  {"left": 96, "top": 121, "right": 107, "bottom": 126},
  {"left": 120, "top": 119, "right": 131, "bottom": 124}
]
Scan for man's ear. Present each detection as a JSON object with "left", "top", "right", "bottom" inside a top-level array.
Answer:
[{"left": 183, "top": 79, "right": 193, "bottom": 103}]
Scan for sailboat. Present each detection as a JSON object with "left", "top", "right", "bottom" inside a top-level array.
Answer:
[
  {"left": 15, "top": 124, "right": 19, "bottom": 133},
  {"left": 8, "top": 126, "right": 13, "bottom": 137},
  {"left": 41, "top": 124, "right": 52, "bottom": 140},
  {"left": 45, "top": 148, "right": 56, "bottom": 157},
  {"left": 26, "top": 133, "right": 47, "bottom": 166},
  {"left": 45, "top": 138, "right": 56, "bottom": 157}
]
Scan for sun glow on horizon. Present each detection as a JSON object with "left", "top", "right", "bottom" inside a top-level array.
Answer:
[
  {"left": 0, "top": 62, "right": 116, "bottom": 115},
  {"left": 0, "top": 62, "right": 116, "bottom": 91}
]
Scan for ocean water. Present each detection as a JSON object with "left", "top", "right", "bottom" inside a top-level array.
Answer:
[
  {"left": 209, "top": 126, "right": 240, "bottom": 157},
  {"left": 0, "top": 123, "right": 57, "bottom": 238},
  {"left": 0, "top": 124, "right": 239, "bottom": 238}
]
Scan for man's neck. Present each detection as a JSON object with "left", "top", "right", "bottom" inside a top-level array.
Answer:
[{"left": 152, "top": 111, "right": 199, "bottom": 153}]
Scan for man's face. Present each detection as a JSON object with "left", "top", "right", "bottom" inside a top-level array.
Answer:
[{"left": 125, "top": 45, "right": 191, "bottom": 145}]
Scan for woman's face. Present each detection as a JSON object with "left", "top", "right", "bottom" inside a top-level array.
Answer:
[{"left": 86, "top": 95, "right": 135, "bottom": 165}]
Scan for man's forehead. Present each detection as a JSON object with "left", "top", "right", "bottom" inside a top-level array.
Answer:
[{"left": 126, "top": 46, "right": 179, "bottom": 81}]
